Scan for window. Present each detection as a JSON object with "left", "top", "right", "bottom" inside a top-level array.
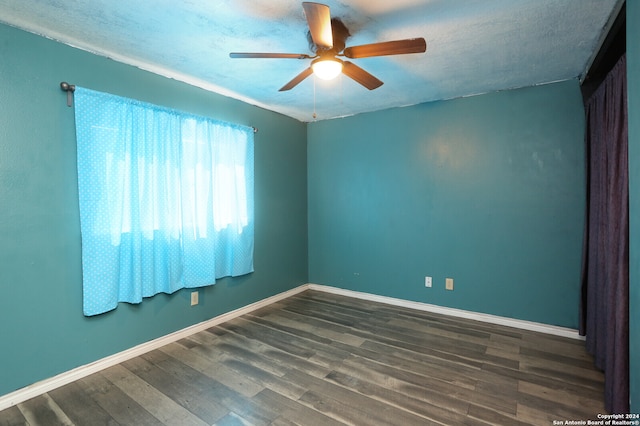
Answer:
[{"left": 74, "top": 87, "right": 254, "bottom": 316}]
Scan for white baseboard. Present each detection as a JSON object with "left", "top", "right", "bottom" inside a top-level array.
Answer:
[
  {"left": 0, "top": 285, "right": 308, "bottom": 411},
  {"left": 0, "top": 282, "right": 582, "bottom": 411},
  {"left": 307, "top": 283, "right": 583, "bottom": 340}
]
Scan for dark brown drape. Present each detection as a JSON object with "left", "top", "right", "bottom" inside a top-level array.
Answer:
[{"left": 580, "top": 53, "right": 629, "bottom": 414}]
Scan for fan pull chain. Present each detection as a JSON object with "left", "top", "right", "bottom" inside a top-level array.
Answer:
[{"left": 312, "top": 75, "right": 317, "bottom": 120}]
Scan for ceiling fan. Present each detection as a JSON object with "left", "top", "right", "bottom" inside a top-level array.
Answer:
[{"left": 229, "top": 2, "right": 427, "bottom": 92}]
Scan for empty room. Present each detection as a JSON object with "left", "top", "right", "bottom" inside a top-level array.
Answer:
[{"left": 0, "top": 1, "right": 639, "bottom": 425}]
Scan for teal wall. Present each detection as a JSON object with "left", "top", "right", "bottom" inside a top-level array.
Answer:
[
  {"left": 308, "top": 80, "right": 586, "bottom": 328},
  {"left": 0, "top": 23, "right": 308, "bottom": 396},
  {"left": 627, "top": 0, "right": 640, "bottom": 413}
]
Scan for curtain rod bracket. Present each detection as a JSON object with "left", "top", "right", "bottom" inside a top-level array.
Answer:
[{"left": 60, "top": 82, "right": 75, "bottom": 107}]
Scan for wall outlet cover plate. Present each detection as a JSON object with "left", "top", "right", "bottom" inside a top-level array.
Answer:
[{"left": 445, "top": 278, "right": 454, "bottom": 291}]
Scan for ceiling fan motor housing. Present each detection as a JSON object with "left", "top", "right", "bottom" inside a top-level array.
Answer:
[{"left": 308, "top": 18, "right": 350, "bottom": 54}]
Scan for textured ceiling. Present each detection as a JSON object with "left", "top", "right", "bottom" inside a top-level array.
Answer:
[{"left": 0, "top": 0, "right": 623, "bottom": 122}]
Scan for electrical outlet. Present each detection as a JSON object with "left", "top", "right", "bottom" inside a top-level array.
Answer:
[
  {"left": 191, "top": 291, "right": 199, "bottom": 306},
  {"left": 425, "top": 276, "right": 432, "bottom": 288},
  {"left": 445, "top": 278, "right": 454, "bottom": 291}
]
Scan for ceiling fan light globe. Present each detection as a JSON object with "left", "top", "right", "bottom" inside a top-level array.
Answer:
[{"left": 312, "top": 59, "right": 343, "bottom": 80}]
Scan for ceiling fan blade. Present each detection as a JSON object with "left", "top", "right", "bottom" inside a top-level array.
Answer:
[
  {"left": 302, "top": 2, "right": 333, "bottom": 49},
  {"left": 230, "top": 52, "right": 311, "bottom": 59},
  {"left": 279, "top": 67, "right": 314, "bottom": 91},
  {"left": 342, "top": 61, "right": 383, "bottom": 90},
  {"left": 343, "top": 38, "right": 427, "bottom": 58}
]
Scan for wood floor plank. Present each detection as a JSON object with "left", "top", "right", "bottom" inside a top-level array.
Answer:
[
  {"left": 329, "top": 359, "right": 471, "bottom": 414},
  {"left": 240, "top": 315, "right": 355, "bottom": 367},
  {"left": 0, "top": 290, "right": 605, "bottom": 425},
  {"left": 284, "top": 297, "right": 498, "bottom": 365},
  {"left": 387, "top": 316, "right": 492, "bottom": 343},
  {"left": 252, "top": 388, "right": 345, "bottom": 426},
  {"left": 343, "top": 351, "right": 478, "bottom": 391},
  {"left": 283, "top": 366, "right": 423, "bottom": 425},
  {"left": 299, "top": 385, "right": 429, "bottom": 426},
  {"left": 48, "top": 381, "right": 120, "bottom": 426},
  {"left": 262, "top": 309, "right": 364, "bottom": 346},
  {"left": 299, "top": 369, "right": 438, "bottom": 426},
  {"left": 516, "top": 388, "right": 602, "bottom": 420},
  {"left": 0, "top": 405, "right": 28, "bottom": 426},
  {"left": 223, "top": 357, "right": 308, "bottom": 400},
  {"left": 17, "top": 394, "right": 74, "bottom": 426},
  {"left": 467, "top": 403, "right": 532, "bottom": 426},
  {"left": 160, "top": 343, "right": 264, "bottom": 398},
  {"left": 218, "top": 318, "right": 353, "bottom": 374},
  {"left": 325, "top": 370, "right": 472, "bottom": 425},
  {"left": 516, "top": 401, "right": 562, "bottom": 425},
  {"left": 76, "top": 373, "right": 163, "bottom": 426},
  {"left": 100, "top": 364, "right": 208, "bottom": 426},
  {"left": 520, "top": 346, "right": 596, "bottom": 369},
  {"left": 333, "top": 353, "right": 520, "bottom": 417},
  {"left": 358, "top": 338, "right": 484, "bottom": 374},
  {"left": 261, "top": 307, "right": 368, "bottom": 347},
  {"left": 212, "top": 411, "right": 253, "bottom": 426},
  {"left": 121, "top": 353, "right": 229, "bottom": 423},
  {"left": 218, "top": 317, "right": 317, "bottom": 358},
  {"left": 482, "top": 361, "right": 604, "bottom": 403},
  {"left": 518, "top": 380, "right": 605, "bottom": 413},
  {"left": 518, "top": 357, "right": 605, "bottom": 390},
  {"left": 152, "top": 349, "right": 280, "bottom": 425}
]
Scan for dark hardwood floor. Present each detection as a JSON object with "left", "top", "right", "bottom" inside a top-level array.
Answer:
[{"left": 0, "top": 290, "right": 605, "bottom": 425}]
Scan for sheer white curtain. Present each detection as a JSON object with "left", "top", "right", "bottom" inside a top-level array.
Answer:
[{"left": 75, "top": 87, "right": 254, "bottom": 316}]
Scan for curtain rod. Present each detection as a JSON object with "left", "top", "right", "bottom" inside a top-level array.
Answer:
[{"left": 59, "top": 82, "right": 257, "bottom": 133}]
